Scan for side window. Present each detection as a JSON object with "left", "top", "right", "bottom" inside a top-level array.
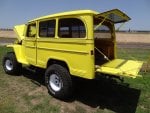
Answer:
[
  {"left": 26, "top": 24, "right": 36, "bottom": 37},
  {"left": 58, "top": 18, "right": 86, "bottom": 38},
  {"left": 39, "top": 20, "right": 56, "bottom": 37}
]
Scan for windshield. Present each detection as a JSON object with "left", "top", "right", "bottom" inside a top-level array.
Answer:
[{"left": 94, "top": 18, "right": 112, "bottom": 40}]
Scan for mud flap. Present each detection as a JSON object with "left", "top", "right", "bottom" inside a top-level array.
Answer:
[{"left": 96, "top": 59, "right": 143, "bottom": 78}]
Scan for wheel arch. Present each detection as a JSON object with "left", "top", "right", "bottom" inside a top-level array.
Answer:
[
  {"left": 6, "top": 44, "right": 29, "bottom": 65},
  {"left": 46, "top": 58, "right": 70, "bottom": 72}
]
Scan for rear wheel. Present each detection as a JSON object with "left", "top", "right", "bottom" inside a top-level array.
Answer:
[
  {"left": 45, "top": 64, "right": 73, "bottom": 99},
  {"left": 2, "top": 52, "right": 22, "bottom": 75}
]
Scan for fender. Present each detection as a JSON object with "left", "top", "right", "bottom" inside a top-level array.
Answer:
[
  {"left": 7, "top": 44, "right": 29, "bottom": 65},
  {"left": 46, "top": 56, "right": 89, "bottom": 78}
]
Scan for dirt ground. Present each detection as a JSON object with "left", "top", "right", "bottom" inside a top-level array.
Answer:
[
  {"left": 116, "top": 32, "right": 150, "bottom": 48},
  {"left": 0, "top": 30, "right": 16, "bottom": 38},
  {"left": 116, "top": 32, "right": 150, "bottom": 44}
]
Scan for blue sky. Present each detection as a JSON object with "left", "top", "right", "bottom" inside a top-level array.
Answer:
[{"left": 0, "top": 0, "right": 150, "bottom": 30}]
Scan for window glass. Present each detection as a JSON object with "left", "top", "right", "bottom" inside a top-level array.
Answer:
[
  {"left": 27, "top": 24, "right": 36, "bottom": 37},
  {"left": 39, "top": 20, "right": 55, "bottom": 37},
  {"left": 94, "top": 18, "right": 112, "bottom": 40},
  {"left": 58, "top": 18, "right": 86, "bottom": 38}
]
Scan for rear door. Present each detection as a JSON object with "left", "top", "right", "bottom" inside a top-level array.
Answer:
[
  {"left": 95, "top": 9, "right": 131, "bottom": 23},
  {"left": 95, "top": 9, "right": 143, "bottom": 78}
]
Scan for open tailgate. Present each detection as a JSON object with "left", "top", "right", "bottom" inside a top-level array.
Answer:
[
  {"left": 95, "top": 9, "right": 131, "bottom": 23},
  {"left": 96, "top": 59, "right": 143, "bottom": 78}
]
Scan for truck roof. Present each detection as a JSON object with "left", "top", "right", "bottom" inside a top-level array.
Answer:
[{"left": 29, "top": 10, "right": 98, "bottom": 22}]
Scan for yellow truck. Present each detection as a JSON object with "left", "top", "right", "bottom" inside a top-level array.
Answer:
[{"left": 2, "top": 9, "right": 143, "bottom": 99}]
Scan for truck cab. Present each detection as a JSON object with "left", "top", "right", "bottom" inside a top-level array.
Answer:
[{"left": 3, "top": 9, "right": 143, "bottom": 99}]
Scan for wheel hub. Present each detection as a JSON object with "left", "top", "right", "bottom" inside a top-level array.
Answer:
[
  {"left": 49, "top": 74, "right": 62, "bottom": 92},
  {"left": 5, "top": 59, "right": 13, "bottom": 71}
]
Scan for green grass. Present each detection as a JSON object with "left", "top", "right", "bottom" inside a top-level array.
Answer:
[
  {"left": 0, "top": 46, "right": 60, "bottom": 113},
  {"left": 0, "top": 46, "right": 150, "bottom": 113},
  {"left": 117, "top": 48, "right": 150, "bottom": 113},
  {"left": 118, "top": 48, "right": 150, "bottom": 61}
]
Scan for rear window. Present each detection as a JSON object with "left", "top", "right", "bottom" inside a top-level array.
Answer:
[
  {"left": 94, "top": 18, "right": 112, "bottom": 39},
  {"left": 58, "top": 18, "right": 86, "bottom": 38}
]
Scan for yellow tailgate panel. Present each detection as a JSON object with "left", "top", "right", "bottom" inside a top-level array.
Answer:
[{"left": 96, "top": 59, "right": 143, "bottom": 78}]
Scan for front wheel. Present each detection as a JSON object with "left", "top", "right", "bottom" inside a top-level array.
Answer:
[
  {"left": 2, "top": 52, "right": 22, "bottom": 75},
  {"left": 45, "top": 64, "right": 73, "bottom": 99}
]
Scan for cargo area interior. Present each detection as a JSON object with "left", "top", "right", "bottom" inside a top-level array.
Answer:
[{"left": 94, "top": 18, "right": 115, "bottom": 65}]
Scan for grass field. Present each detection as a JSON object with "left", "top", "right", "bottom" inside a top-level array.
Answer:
[{"left": 0, "top": 46, "right": 150, "bottom": 113}]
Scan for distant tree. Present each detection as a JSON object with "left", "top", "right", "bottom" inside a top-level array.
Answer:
[{"left": 128, "top": 28, "right": 131, "bottom": 32}]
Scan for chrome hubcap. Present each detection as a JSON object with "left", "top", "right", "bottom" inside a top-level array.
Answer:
[
  {"left": 5, "top": 59, "right": 13, "bottom": 71},
  {"left": 49, "top": 74, "right": 62, "bottom": 92}
]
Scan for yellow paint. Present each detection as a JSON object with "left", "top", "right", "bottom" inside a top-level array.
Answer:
[
  {"left": 10, "top": 9, "right": 142, "bottom": 79},
  {"left": 14, "top": 24, "right": 26, "bottom": 41},
  {"left": 7, "top": 44, "right": 29, "bottom": 65},
  {"left": 96, "top": 59, "right": 143, "bottom": 78}
]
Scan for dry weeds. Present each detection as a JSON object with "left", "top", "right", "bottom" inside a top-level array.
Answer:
[{"left": 116, "top": 32, "right": 150, "bottom": 43}]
